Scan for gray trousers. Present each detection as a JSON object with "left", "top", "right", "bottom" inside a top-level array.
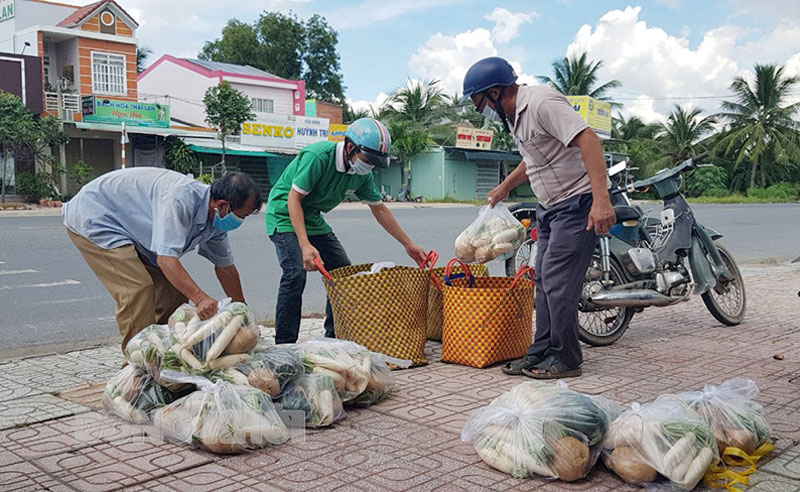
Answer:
[{"left": 527, "top": 193, "right": 598, "bottom": 368}]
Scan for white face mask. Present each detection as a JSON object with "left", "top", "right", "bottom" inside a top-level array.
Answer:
[
  {"left": 351, "top": 158, "right": 374, "bottom": 175},
  {"left": 482, "top": 105, "right": 500, "bottom": 122}
]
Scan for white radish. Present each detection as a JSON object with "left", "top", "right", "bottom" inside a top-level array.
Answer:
[
  {"left": 492, "top": 229, "right": 520, "bottom": 245},
  {"left": 183, "top": 311, "right": 233, "bottom": 349},
  {"left": 223, "top": 368, "right": 250, "bottom": 386},
  {"left": 207, "top": 353, "right": 250, "bottom": 370},
  {"left": 678, "top": 447, "right": 715, "bottom": 490},
  {"left": 493, "top": 242, "right": 514, "bottom": 255},
  {"left": 205, "top": 314, "right": 244, "bottom": 362},
  {"left": 663, "top": 432, "right": 696, "bottom": 473},
  {"left": 304, "top": 352, "right": 351, "bottom": 373},
  {"left": 668, "top": 446, "right": 698, "bottom": 483},
  {"left": 127, "top": 350, "right": 145, "bottom": 364},
  {"left": 175, "top": 346, "right": 204, "bottom": 371},
  {"left": 313, "top": 367, "right": 346, "bottom": 392}
]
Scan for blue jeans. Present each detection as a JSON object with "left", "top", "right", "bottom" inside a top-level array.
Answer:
[{"left": 269, "top": 231, "right": 351, "bottom": 344}]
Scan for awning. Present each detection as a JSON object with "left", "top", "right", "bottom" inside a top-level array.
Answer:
[
  {"left": 188, "top": 144, "right": 278, "bottom": 158},
  {"left": 72, "top": 121, "right": 191, "bottom": 136},
  {"left": 461, "top": 150, "right": 521, "bottom": 162}
]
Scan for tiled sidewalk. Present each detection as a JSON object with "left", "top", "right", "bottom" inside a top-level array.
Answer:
[{"left": 1, "top": 266, "right": 798, "bottom": 491}]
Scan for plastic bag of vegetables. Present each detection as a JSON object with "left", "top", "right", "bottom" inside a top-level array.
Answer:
[
  {"left": 461, "top": 381, "right": 621, "bottom": 482},
  {"left": 349, "top": 353, "right": 412, "bottom": 407},
  {"left": 152, "top": 370, "right": 289, "bottom": 454},
  {"left": 454, "top": 202, "right": 526, "bottom": 264},
  {"left": 278, "top": 374, "right": 346, "bottom": 428},
  {"left": 124, "top": 324, "right": 172, "bottom": 374},
  {"left": 668, "top": 378, "right": 771, "bottom": 456},
  {"left": 603, "top": 398, "right": 719, "bottom": 490},
  {"left": 161, "top": 301, "right": 259, "bottom": 373},
  {"left": 102, "top": 365, "right": 194, "bottom": 424},
  {"left": 221, "top": 346, "right": 305, "bottom": 398},
  {"left": 292, "top": 339, "right": 372, "bottom": 402}
]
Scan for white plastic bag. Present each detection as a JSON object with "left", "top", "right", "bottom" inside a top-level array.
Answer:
[
  {"left": 603, "top": 398, "right": 719, "bottom": 490},
  {"left": 152, "top": 370, "right": 289, "bottom": 454},
  {"left": 462, "top": 381, "right": 620, "bottom": 481},
  {"left": 278, "top": 374, "right": 346, "bottom": 428},
  {"left": 349, "top": 353, "right": 411, "bottom": 407},
  {"left": 454, "top": 202, "right": 526, "bottom": 263},
  {"left": 227, "top": 346, "right": 305, "bottom": 398},
  {"left": 668, "top": 378, "right": 771, "bottom": 456},
  {"left": 291, "top": 338, "right": 372, "bottom": 402},
  {"left": 102, "top": 366, "right": 193, "bottom": 424}
]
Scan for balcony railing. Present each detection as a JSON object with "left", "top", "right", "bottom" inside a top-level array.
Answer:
[{"left": 44, "top": 92, "right": 81, "bottom": 121}]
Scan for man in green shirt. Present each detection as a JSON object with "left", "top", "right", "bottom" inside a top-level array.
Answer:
[{"left": 266, "top": 118, "right": 427, "bottom": 344}]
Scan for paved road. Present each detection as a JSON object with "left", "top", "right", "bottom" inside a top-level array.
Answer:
[{"left": 1, "top": 202, "right": 798, "bottom": 359}]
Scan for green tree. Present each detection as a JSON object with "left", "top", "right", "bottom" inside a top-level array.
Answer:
[
  {"left": 200, "top": 12, "right": 345, "bottom": 103},
  {"left": 199, "top": 20, "right": 262, "bottom": 69},
  {"left": 136, "top": 45, "right": 152, "bottom": 74},
  {"left": 164, "top": 136, "right": 198, "bottom": 174},
  {"left": 611, "top": 114, "right": 660, "bottom": 141},
  {"left": 388, "top": 120, "right": 431, "bottom": 194},
  {"left": 203, "top": 81, "right": 254, "bottom": 165},
  {"left": 715, "top": 63, "right": 800, "bottom": 188},
  {"left": 655, "top": 105, "right": 716, "bottom": 167},
  {"left": 537, "top": 52, "right": 621, "bottom": 100},
  {"left": 382, "top": 79, "right": 459, "bottom": 145},
  {"left": 304, "top": 14, "right": 345, "bottom": 103},
  {"left": 342, "top": 103, "right": 370, "bottom": 124}
]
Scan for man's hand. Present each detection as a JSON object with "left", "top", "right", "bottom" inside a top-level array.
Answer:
[
  {"left": 302, "top": 244, "right": 322, "bottom": 271},
  {"left": 487, "top": 183, "right": 510, "bottom": 208},
  {"left": 195, "top": 294, "right": 219, "bottom": 320},
  {"left": 586, "top": 199, "right": 616, "bottom": 235},
  {"left": 405, "top": 243, "right": 427, "bottom": 266}
]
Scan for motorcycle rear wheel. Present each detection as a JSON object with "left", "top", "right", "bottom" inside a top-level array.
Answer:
[
  {"left": 578, "top": 254, "right": 635, "bottom": 346},
  {"left": 701, "top": 242, "right": 746, "bottom": 325},
  {"left": 505, "top": 239, "right": 537, "bottom": 277}
]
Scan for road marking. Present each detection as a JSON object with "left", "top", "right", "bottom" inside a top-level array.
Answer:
[
  {"left": 0, "top": 269, "right": 38, "bottom": 275},
  {"left": 0, "top": 279, "right": 80, "bottom": 290},
  {"left": 35, "top": 295, "right": 106, "bottom": 305},
  {"left": 0, "top": 261, "right": 5, "bottom": 264}
]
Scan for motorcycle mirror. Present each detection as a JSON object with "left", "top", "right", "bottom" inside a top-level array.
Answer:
[{"left": 608, "top": 162, "right": 628, "bottom": 177}]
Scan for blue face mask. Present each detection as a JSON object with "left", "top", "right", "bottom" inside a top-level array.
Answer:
[
  {"left": 351, "top": 158, "right": 374, "bottom": 175},
  {"left": 213, "top": 204, "right": 244, "bottom": 232}
]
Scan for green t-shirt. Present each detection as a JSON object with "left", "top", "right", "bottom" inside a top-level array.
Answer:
[{"left": 265, "top": 141, "right": 383, "bottom": 236}]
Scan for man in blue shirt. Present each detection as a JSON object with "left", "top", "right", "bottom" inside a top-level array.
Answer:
[{"left": 63, "top": 168, "right": 261, "bottom": 352}]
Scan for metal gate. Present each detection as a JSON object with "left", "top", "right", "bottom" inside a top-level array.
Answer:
[{"left": 475, "top": 160, "right": 500, "bottom": 198}]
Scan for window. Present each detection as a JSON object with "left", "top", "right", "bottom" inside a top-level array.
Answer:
[
  {"left": 91, "top": 52, "right": 126, "bottom": 95},
  {"left": 251, "top": 97, "right": 274, "bottom": 113}
]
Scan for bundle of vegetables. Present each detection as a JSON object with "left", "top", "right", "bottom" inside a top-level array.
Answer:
[
  {"left": 348, "top": 353, "right": 411, "bottom": 407},
  {"left": 291, "top": 339, "right": 371, "bottom": 402},
  {"left": 160, "top": 302, "right": 259, "bottom": 374},
  {"left": 454, "top": 202, "right": 526, "bottom": 264},
  {"left": 603, "top": 399, "right": 719, "bottom": 490},
  {"left": 153, "top": 370, "right": 289, "bottom": 454},
  {"left": 220, "top": 346, "right": 305, "bottom": 398},
  {"left": 668, "top": 378, "right": 771, "bottom": 456},
  {"left": 102, "top": 365, "right": 195, "bottom": 424},
  {"left": 462, "top": 381, "right": 620, "bottom": 482},
  {"left": 124, "top": 324, "right": 172, "bottom": 376},
  {"left": 278, "top": 374, "right": 346, "bottom": 428}
]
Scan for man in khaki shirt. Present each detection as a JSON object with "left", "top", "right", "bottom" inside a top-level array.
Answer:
[{"left": 462, "top": 57, "right": 616, "bottom": 379}]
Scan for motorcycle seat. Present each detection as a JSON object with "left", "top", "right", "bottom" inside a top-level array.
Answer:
[{"left": 614, "top": 205, "right": 642, "bottom": 222}]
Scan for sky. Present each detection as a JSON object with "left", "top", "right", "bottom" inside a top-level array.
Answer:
[{"left": 69, "top": 0, "right": 800, "bottom": 123}]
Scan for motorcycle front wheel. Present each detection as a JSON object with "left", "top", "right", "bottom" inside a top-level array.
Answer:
[
  {"left": 578, "top": 254, "right": 635, "bottom": 346},
  {"left": 701, "top": 242, "right": 746, "bottom": 325}
]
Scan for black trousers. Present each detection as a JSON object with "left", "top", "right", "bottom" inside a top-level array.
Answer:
[{"left": 527, "top": 193, "right": 598, "bottom": 368}]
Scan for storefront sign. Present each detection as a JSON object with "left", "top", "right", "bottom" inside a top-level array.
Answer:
[
  {"left": 455, "top": 126, "right": 493, "bottom": 150},
  {"left": 328, "top": 124, "right": 348, "bottom": 143},
  {"left": 81, "top": 96, "right": 170, "bottom": 128},
  {"left": 0, "top": 0, "right": 14, "bottom": 22},
  {"left": 241, "top": 114, "right": 330, "bottom": 150},
  {"left": 566, "top": 96, "right": 612, "bottom": 137}
]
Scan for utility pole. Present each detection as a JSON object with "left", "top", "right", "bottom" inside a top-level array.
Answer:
[{"left": 57, "top": 81, "right": 68, "bottom": 195}]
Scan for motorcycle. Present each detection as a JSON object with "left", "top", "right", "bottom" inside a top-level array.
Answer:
[
  {"left": 578, "top": 152, "right": 746, "bottom": 345},
  {"left": 506, "top": 202, "right": 538, "bottom": 276}
]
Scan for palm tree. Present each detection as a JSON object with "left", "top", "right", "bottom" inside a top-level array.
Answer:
[
  {"left": 537, "top": 52, "right": 621, "bottom": 100},
  {"left": 611, "top": 114, "right": 660, "bottom": 141},
  {"left": 715, "top": 64, "right": 800, "bottom": 188},
  {"left": 136, "top": 46, "right": 152, "bottom": 74},
  {"left": 381, "top": 79, "right": 460, "bottom": 146},
  {"left": 656, "top": 105, "right": 716, "bottom": 165}
]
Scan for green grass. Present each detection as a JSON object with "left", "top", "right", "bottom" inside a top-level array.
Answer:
[{"left": 687, "top": 194, "right": 799, "bottom": 204}]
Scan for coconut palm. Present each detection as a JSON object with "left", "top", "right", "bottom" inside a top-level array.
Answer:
[
  {"left": 381, "top": 79, "right": 460, "bottom": 146},
  {"left": 136, "top": 46, "right": 152, "bottom": 74},
  {"left": 537, "top": 52, "right": 621, "bottom": 101},
  {"left": 611, "top": 114, "right": 660, "bottom": 142},
  {"left": 656, "top": 105, "right": 717, "bottom": 165},
  {"left": 715, "top": 63, "right": 800, "bottom": 188}
]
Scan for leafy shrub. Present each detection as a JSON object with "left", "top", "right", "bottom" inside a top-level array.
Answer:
[{"left": 15, "top": 172, "right": 54, "bottom": 202}]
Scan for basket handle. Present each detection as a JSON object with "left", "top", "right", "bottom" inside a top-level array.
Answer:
[
  {"left": 313, "top": 257, "right": 332, "bottom": 280},
  {"left": 422, "top": 250, "right": 442, "bottom": 291},
  {"left": 443, "top": 257, "right": 475, "bottom": 287},
  {"left": 510, "top": 264, "right": 534, "bottom": 289}
]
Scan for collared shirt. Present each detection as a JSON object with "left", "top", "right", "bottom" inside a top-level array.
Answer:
[
  {"left": 63, "top": 168, "right": 234, "bottom": 267},
  {"left": 511, "top": 85, "right": 610, "bottom": 208},
  {"left": 265, "top": 141, "right": 383, "bottom": 236}
]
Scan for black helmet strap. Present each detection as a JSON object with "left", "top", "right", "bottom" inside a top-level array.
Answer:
[{"left": 486, "top": 86, "right": 511, "bottom": 134}]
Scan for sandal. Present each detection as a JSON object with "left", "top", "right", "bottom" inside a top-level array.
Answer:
[
  {"left": 522, "top": 356, "right": 582, "bottom": 379},
  {"left": 501, "top": 354, "right": 543, "bottom": 375}
]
